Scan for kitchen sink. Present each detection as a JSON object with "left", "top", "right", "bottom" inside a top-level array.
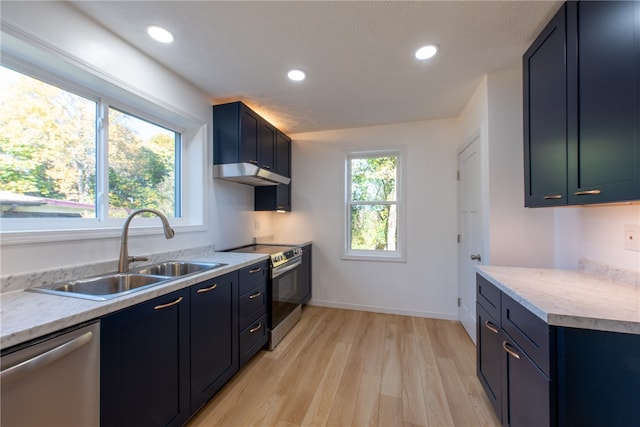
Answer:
[
  {"left": 133, "top": 261, "right": 226, "bottom": 277},
  {"left": 27, "top": 261, "right": 226, "bottom": 301},
  {"left": 28, "top": 273, "right": 170, "bottom": 301}
]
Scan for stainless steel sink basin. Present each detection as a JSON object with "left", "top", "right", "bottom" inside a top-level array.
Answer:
[
  {"left": 29, "top": 273, "right": 171, "bottom": 301},
  {"left": 133, "top": 261, "right": 226, "bottom": 277},
  {"left": 28, "top": 261, "right": 226, "bottom": 301}
]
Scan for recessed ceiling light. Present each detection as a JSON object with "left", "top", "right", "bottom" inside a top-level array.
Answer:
[
  {"left": 415, "top": 44, "right": 438, "bottom": 60},
  {"left": 147, "top": 25, "right": 174, "bottom": 43},
  {"left": 287, "top": 69, "right": 306, "bottom": 81}
]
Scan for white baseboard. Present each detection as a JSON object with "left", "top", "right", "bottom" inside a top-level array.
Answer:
[{"left": 306, "top": 299, "right": 459, "bottom": 321}]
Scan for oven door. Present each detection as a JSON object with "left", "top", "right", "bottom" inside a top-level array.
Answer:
[{"left": 270, "top": 256, "right": 302, "bottom": 329}]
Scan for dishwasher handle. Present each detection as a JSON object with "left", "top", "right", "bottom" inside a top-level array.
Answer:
[{"left": 1, "top": 330, "right": 94, "bottom": 384}]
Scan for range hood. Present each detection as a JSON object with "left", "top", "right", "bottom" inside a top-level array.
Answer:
[{"left": 213, "top": 163, "right": 291, "bottom": 186}]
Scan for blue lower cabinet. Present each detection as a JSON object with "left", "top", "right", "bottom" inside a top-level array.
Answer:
[
  {"left": 190, "top": 272, "right": 239, "bottom": 414},
  {"left": 557, "top": 328, "right": 640, "bottom": 427},
  {"left": 101, "top": 271, "right": 240, "bottom": 426},
  {"left": 101, "top": 288, "right": 190, "bottom": 427}
]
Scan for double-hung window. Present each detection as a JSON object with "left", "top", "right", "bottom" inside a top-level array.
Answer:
[
  {"left": 344, "top": 149, "right": 405, "bottom": 261},
  {"left": 0, "top": 64, "right": 181, "bottom": 225}
]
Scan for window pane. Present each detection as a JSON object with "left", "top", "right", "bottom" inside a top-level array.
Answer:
[
  {"left": 350, "top": 204, "right": 397, "bottom": 251},
  {"left": 0, "top": 66, "right": 97, "bottom": 218},
  {"left": 108, "top": 108, "right": 178, "bottom": 218},
  {"left": 350, "top": 156, "right": 397, "bottom": 202}
]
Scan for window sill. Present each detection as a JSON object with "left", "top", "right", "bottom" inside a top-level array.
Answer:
[
  {"left": 0, "top": 223, "right": 206, "bottom": 246},
  {"left": 341, "top": 253, "right": 406, "bottom": 263}
]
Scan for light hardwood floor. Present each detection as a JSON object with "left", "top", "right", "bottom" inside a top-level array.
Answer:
[{"left": 188, "top": 305, "right": 501, "bottom": 427}]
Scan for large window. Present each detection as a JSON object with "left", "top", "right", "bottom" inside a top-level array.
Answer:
[
  {"left": 0, "top": 65, "right": 181, "bottom": 221},
  {"left": 344, "top": 149, "right": 405, "bottom": 261}
]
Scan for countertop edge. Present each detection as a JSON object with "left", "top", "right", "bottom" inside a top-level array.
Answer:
[
  {"left": 476, "top": 266, "right": 640, "bottom": 335},
  {"left": 1, "top": 252, "right": 269, "bottom": 350}
]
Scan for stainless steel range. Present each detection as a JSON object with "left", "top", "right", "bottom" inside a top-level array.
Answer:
[{"left": 228, "top": 244, "right": 303, "bottom": 349}]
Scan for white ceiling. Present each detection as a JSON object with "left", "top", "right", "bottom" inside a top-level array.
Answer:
[{"left": 68, "top": 0, "right": 562, "bottom": 134}]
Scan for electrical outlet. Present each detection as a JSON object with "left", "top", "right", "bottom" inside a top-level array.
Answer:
[{"left": 624, "top": 225, "right": 640, "bottom": 251}]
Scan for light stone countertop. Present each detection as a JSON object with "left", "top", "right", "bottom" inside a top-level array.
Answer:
[
  {"left": 0, "top": 251, "right": 268, "bottom": 350},
  {"left": 476, "top": 265, "right": 640, "bottom": 335}
]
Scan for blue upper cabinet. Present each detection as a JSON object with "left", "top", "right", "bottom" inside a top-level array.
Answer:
[
  {"left": 567, "top": 1, "right": 640, "bottom": 205},
  {"left": 523, "top": 4, "right": 568, "bottom": 207},
  {"left": 524, "top": 1, "right": 640, "bottom": 207}
]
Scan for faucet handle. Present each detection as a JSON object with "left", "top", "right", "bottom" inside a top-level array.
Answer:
[{"left": 129, "top": 256, "right": 149, "bottom": 263}]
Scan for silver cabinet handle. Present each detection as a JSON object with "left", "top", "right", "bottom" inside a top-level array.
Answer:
[
  {"left": 249, "top": 291, "right": 262, "bottom": 299},
  {"left": 154, "top": 296, "right": 183, "bottom": 310},
  {"left": 249, "top": 323, "right": 262, "bottom": 333},
  {"left": 0, "top": 331, "right": 93, "bottom": 384},
  {"left": 575, "top": 189, "right": 601, "bottom": 196},
  {"left": 196, "top": 283, "right": 217, "bottom": 293},
  {"left": 470, "top": 254, "right": 482, "bottom": 261},
  {"left": 543, "top": 194, "right": 562, "bottom": 200},
  {"left": 484, "top": 320, "right": 499, "bottom": 334},
  {"left": 502, "top": 341, "right": 521, "bottom": 359},
  {"left": 249, "top": 268, "right": 262, "bottom": 274}
]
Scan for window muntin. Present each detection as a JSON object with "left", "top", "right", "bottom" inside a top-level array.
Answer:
[
  {"left": 0, "top": 65, "right": 181, "bottom": 222},
  {"left": 345, "top": 150, "right": 403, "bottom": 260}
]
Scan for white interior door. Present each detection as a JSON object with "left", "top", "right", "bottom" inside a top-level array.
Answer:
[{"left": 458, "top": 136, "right": 483, "bottom": 343}]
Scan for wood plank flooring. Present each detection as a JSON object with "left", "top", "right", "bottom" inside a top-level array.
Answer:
[{"left": 187, "top": 306, "right": 501, "bottom": 427}]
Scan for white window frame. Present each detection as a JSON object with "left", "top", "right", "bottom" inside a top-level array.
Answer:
[
  {"left": 342, "top": 147, "right": 407, "bottom": 262},
  {"left": 0, "top": 35, "right": 206, "bottom": 245}
]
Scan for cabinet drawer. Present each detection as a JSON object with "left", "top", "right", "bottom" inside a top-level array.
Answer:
[
  {"left": 239, "top": 314, "right": 268, "bottom": 366},
  {"left": 239, "top": 284, "right": 267, "bottom": 330},
  {"left": 476, "top": 274, "right": 501, "bottom": 320},
  {"left": 501, "top": 293, "right": 552, "bottom": 376},
  {"left": 239, "top": 261, "right": 268, "bottom": 294}
]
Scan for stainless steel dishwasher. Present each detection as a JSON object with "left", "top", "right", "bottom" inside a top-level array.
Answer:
[{"left": 1, "top": 321, "right": 100, "bottom": 426}]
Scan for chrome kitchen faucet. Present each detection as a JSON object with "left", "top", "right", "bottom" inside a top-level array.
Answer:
[{"left": 118, "top": 208, "right": 175, "bottom": 273}]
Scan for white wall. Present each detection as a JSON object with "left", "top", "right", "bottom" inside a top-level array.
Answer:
[
  {"left": 456, "top": 70, "right": 555, "bottom": 269},
  {"left": 275, "top": 119, "right": 461, "bottom": 319},
  {"left": 0, "top": 1, "right": 261, "bottom": 276},
  {"left": 555, "top": 205, "right": 640, "bottom": 271},
  {"left": 485, "top": 69, "right": 556, "bottom": 268}
]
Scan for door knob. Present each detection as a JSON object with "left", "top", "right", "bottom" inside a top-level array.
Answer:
[{"left": 470, "top": 254, "right": 482, "bottom": 261}]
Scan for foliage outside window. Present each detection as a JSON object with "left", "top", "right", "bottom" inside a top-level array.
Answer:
[
  {"left": 0, "top": 65, "right": 180, "bottom": 221},
  {"left": 345, "top": 150, "right": 404, "bottom": 260}
]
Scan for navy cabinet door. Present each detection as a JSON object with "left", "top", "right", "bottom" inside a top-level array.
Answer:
[
  {"left": 567, "top": 1, "right": 640, "bottom": 204},
  {"left": 190, "top": 272, "right": 239, "bottom": 413},
  {"left": 259, "top": 121, "right": 276, "bottom": 170},
  {"left": 476, "top": 303, "right": 502, "bottom": 420},
  {"left": 501, "top": 335, "right": 553, "bottom": 427},
  {"left": 298, "top": 244, "right": 312, "bottom": 305},
  {"left": 239, "top": 105, "right": 260, "bottom": 165},
  {"left": 523, "top": 4, "right": 568, "bottom": 207},
  {"left": 275, "top": 131, "right": 291, "bottom": 177},
  {"left": 101, "top": 288, "right": 190, "bottom": 427}
]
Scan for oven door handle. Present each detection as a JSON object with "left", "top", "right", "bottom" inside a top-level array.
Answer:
[{"left": 272, "top": 257, "right": 302, "bottom": 279}]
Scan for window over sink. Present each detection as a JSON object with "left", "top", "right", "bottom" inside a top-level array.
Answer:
[{"left": 0, "top": 31, "right": 206, "bottom": 244}]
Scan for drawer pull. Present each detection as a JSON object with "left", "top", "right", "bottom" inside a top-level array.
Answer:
[
  {"left": 502, "top": 341, "right": 521, "bottom": 359},
  {"left": 196, "top": 283, "right": 218, "bottom": 293},
  {"left": 249, "top": 291, "right": 262, "bottom": 299},
  {"left": 543, "top": 194, "right": 562, "bottom": 200},
  {"left": 249, "top": 160, "right": 258, "bottom": 165},
  {"left": 484, "top": 320, "right": 499, "bottom": 334},
  {"left": 249, "top": 323, "right": 263, "bottom": 333},
  {"left": 249, "top": 268, "right": 262, "bottom": 274},
  {"left": 154, "top": 296, "right": 183, "bottom": 310},
  {"left": 574, "top": 189, "right": 601, "bottom": 196}
]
